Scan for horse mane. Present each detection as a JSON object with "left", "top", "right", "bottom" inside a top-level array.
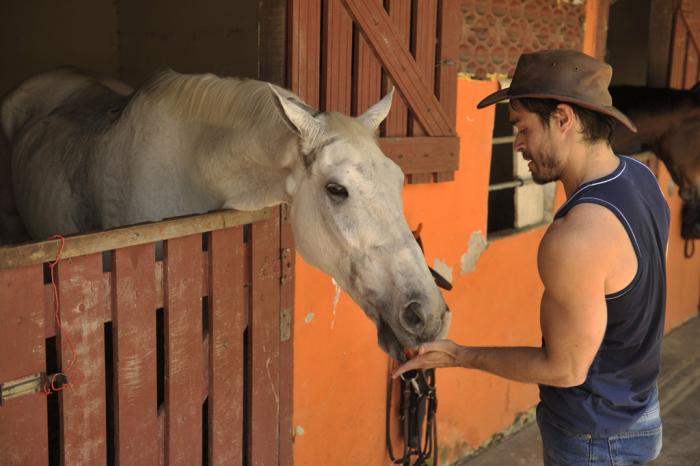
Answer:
[
  {"left": 610, "top": 85, "right": 700, "bottom": 115},
  {"left": 134, "top": 70, "right": 296, "bottom": 131}
]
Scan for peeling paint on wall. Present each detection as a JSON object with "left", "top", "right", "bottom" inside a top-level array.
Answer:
[
  {"left": 460, "top": 231, "right": 489, "bottom": 274},
  {"left": 433, "top": 258, "right": 453, "bottom": 285},
  {"left": 304, "top": 312, "right": 315, "bottom": 324}
]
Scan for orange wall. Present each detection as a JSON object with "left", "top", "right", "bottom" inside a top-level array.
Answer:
[{"left": 292, "top": 77, "right": 700, "bottom": 466}]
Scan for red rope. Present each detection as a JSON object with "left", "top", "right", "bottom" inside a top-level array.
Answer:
[{"left": 43, "top": 235, "right": 83, "bottom": 395}]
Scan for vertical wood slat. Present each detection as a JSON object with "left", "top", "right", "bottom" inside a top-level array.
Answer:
[
  {"left": 0, "top": 265, "right": 48, "bottom": 466},
  {"left": 164, "top": 236, "right": 204, "bottom": 466},
  {"left": 249, "top": 212, "right": 281, "bottom": 466},
  {"left": 208, "top": 227, "right": 246, "bottom": 466},
  {"left": 291, "top": 0, "right": 322, "bottom": 107},
  {"left": 278, "top": 207, "right": 295, "bottom": 466},
  {"left": 112, "top": 243, "right": 159, "bottom": 466},
  {"left": 324, "top": 0, "right": 353, "bottom": 113},
  {"left": 437, "top": 0, "right": 460, "bottom": 128},
  {"left": 411, "top": 0, "right": 438, "bottom": 136},
  {"left": 671, "top": 10, "right": 688, "bottom": 89},
  {"left": 684, "top": 42, "right": 699, "bottom": 87},
  {"left": 385, "top": 0, "right": 411, "bottom": 136},
  {"left": 58, "top": 254, "right": 107, "bottom": 466},
  {"left": 355, "top": 0, "right": 382, "bottom": 115}
]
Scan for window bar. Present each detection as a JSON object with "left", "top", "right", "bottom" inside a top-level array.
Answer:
[{"left": 488, "top": 177, "right": 533, "bottom": 192}]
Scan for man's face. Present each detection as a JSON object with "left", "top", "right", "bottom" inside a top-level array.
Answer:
[{"left": 509, "top": 101, "right": 562, "bottom": 184}]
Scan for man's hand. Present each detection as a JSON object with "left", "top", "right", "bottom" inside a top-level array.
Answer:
[{"left": 392, "top": 340, "right": 462, "bottom": 379}]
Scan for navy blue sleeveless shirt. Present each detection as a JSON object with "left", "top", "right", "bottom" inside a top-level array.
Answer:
[{"left": 539, "top": 156, "right": 670, "bottom": 436}]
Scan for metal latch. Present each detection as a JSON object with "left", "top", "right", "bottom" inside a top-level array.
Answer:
[{"left": 0, "top": 372, "right": 67, "bottom": 405}]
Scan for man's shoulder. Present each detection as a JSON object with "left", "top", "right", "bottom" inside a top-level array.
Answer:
[{"left": 540, "top": 203, "right": 623, "bottom": 271}]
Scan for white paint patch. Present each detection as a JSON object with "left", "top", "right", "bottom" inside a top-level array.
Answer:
[
  {"left": 294, "top": 425, "right": 305, "bottom": 437},
  {"left": 432, "top": 259, "right": 453, "bottom": 285},
  {"left": 330, "top": 278, "right": 341, "bottom": 329},
  {"left": 304, "top": 312, "right": 315, "bottom": 324},
  {"left": 460, "top": 231, "right": 489, "bottom": 274}
]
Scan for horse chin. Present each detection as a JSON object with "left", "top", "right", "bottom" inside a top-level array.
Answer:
[{"left": 377, "top": 318, "right": 413, "bottom": 362}]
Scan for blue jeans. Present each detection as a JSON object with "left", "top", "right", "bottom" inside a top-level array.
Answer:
[{"left": 536, "top": 401, "right": 662, "bottom": 466}]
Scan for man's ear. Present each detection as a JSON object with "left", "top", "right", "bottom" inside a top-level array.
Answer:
[
  {"left": 554, "top": 103, "right": 575, "bottom": 132},
  {"left": 269, "top": 84, "right": 321, "bottom": 145}
]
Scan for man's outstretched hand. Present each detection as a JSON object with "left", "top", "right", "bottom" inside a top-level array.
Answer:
[{"left": 392, "top": 339, "right": 463, "bottom": 378}]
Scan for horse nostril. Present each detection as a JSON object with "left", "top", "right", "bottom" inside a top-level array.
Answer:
[{"left": 399, "top": 301, "right": 425, "bottom": 335}]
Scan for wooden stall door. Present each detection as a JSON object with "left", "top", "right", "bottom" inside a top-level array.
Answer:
[
  {"left": 289, "top": 0, "right": 461, "bottom": 183},
  {"left": 0, "top": 209, "right": 293, "bottom": 466}
]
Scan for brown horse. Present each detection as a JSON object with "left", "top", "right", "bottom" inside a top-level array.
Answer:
[{"left": 610, "top": 83, "right": 700, "bottom": 201}]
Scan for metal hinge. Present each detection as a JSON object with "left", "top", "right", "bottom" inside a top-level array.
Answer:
[
  {"left": 280, "top": 247, "right": 293, "bottom": 285},
  {"left": 0, "top": 372, "right": 68, "bottom": 405},
  {"left": 280, "top": 308, "right": 292, "bottom": 342}
]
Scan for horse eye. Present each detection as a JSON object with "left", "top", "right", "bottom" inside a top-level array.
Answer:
[{"left": 325, "top": 183, "right": 348, "bottom": 199}]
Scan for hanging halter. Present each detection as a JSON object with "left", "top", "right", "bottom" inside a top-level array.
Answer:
[{"left": 385, "top": 224, "right": 451, "bottom": 465}]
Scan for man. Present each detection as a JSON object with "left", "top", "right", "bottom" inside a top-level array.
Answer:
[{"left": 394, "top": 49, "right": 670, "bottom": 465}]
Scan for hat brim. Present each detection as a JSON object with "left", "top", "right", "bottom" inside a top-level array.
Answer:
[{"left": 477, "top": 88, "right": 638, "bottom": 133}]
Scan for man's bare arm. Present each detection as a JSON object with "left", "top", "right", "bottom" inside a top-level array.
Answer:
[{"left": 394, "top": 204, "right": 616, "bottom": 386}]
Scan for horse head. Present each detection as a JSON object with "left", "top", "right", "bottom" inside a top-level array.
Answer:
[{"left": 270, "top": 87, "right": 451, "bottom": 361}]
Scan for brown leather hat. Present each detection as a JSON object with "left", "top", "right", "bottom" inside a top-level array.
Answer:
[{"left": 477, "top": 49, "right": 637, "bottom": 133}]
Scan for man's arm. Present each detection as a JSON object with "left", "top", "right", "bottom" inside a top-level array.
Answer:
[{"left": 394, "top": 204, "right": 615, "bottom": 387}]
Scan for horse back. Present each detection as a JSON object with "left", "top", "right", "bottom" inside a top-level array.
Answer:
[{"left": 5, "top": 69, "right": 133, "bottom": 237}]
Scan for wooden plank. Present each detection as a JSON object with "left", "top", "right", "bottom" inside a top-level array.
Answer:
[
  {"left": 324, "top": 0, "right": 353, "bottom": 113},
  {"left": 435, "top": 171, "right": 456, "bottom": 183},
  {"left": 164, "top": 235, "right": 204, "bottom": 466},
  {"left": 0, "top": 209, "right": 270, "bottom": 270},
  {"left": 647, "top": 0, "right": 680, "bottom": 86},
  {"left": 681, "top": 2, "right": 700, "bottom": 55},
  {"left": 384, "top": 0, "right": 411, "bottom": 136},
  {"left": 411, "top": 0, "right": 438, "bottom": 136},
  {"left": 290, "top": 0, "right": 322, "bottom": 107},
  {"left": 355, "top": 0, "right": 382, "bottom": 116},
  {"left": 0, "top": 265, "right": 48, "bottom": 466},
  {"left": 379, "top": 136, "right": 459, "bottom": 173},
  {"left": 278, "top": 206, "right": 295, "bottom": 466},
  {"left": 57, "top": 254, "right": 107, "bottom": 466},
  {"left": 208, "top": 227, "right": 246, "bottom": 466},
  {"left": 259, "top": 0, "right": 287, "bottom": 86},
  {"left": 112, "top": 243, "right": 158, "bottom": 465},
  {"left": 437, "top": 0, "right": 460, "bottom": 127},
  {"left": 249, "top": 212, "right": 281, "bottom": 466},
  {"left": 685, "top": 42, "right": 699, "bottom": 86},
  {"left": 594, "top": 0, "right": 610, "bottom": 60},
  {"left": 408, "top": 173, "right": 435, "bottom": 184},
  {"left": 342, "top": 0, "right": 454, "bottom": 136},
  {"left": 670, "top": 10, "right": 689, "bottom": 89}
]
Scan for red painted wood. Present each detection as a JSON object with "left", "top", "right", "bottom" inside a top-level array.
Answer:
[
  {"left": 249, "top": 212, "right": 281, "bottom": 466},
  {"left": 278, "top": 207, "right": 295, "bottom": 466},
  {"left": 342, "top": 0, "right": 454, "bottom": 136},
  {"left": 208, "top": 227, "right": 246, "bottom": 466},
  {"left": 164, "top": 235, "right": 204, "bottom": 466},
  {"left": 291, "top": 0, "right": 322, "bottom": 107},
  {"left": 0, "top": 265, "right": 48, "bottom": 466},
  {"left": 324, "top": 0, "right": 353, "bottom": 113},
  {"left": 355, "top": 0, "right": 382, "bottom": 116},
  {"left": 437, "top": 0, "right": 460, "bottom": 128},
  {"left": 411, "top": 0, "right": 438, "bottom": 136},
  {"left": 57, "top": 253, "right": 107, "bottom": 466},
  {"left": 112, "top": 243, "right": 159, "bottom": 465},
  {"left": 385, "top": 0, "right": 411, "bottom": 136}
]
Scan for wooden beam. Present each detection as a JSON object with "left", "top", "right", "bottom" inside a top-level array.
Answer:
[
  {"left": 0, "top": 209, "right": 270, "bottom": 270},
  {"left": 341, "top": 0, "right": 454, "bottom": 136},
  {"left": 379, "top": 136, "right": 459, "bottom": 173}
]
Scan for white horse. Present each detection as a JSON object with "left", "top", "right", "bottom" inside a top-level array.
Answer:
[{"left": 1, "top": 67, "right": 450, "bottom": 360}]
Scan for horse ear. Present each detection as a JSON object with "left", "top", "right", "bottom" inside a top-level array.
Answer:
[
  {"left": 268, "top": 84, "right": 321, "bottom": 144},
  {"left": 358, "top": 87, "right": 394, "bottom": 130}
]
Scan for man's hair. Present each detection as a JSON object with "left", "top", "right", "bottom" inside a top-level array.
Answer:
[{"left": 512, "top": 98, "right": 617, "bottom": 144}]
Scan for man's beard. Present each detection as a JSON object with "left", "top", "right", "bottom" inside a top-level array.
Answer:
[{"left": 528, "top": 149, "right": 559, "bottom": 184}]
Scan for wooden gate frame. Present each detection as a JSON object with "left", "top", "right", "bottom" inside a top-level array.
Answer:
[
  {"left": 289, "top": 0, "right": 461, "bottom": 183},
  {"left": 0, "top": 208, "right": 293, "bottom": 466}
]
